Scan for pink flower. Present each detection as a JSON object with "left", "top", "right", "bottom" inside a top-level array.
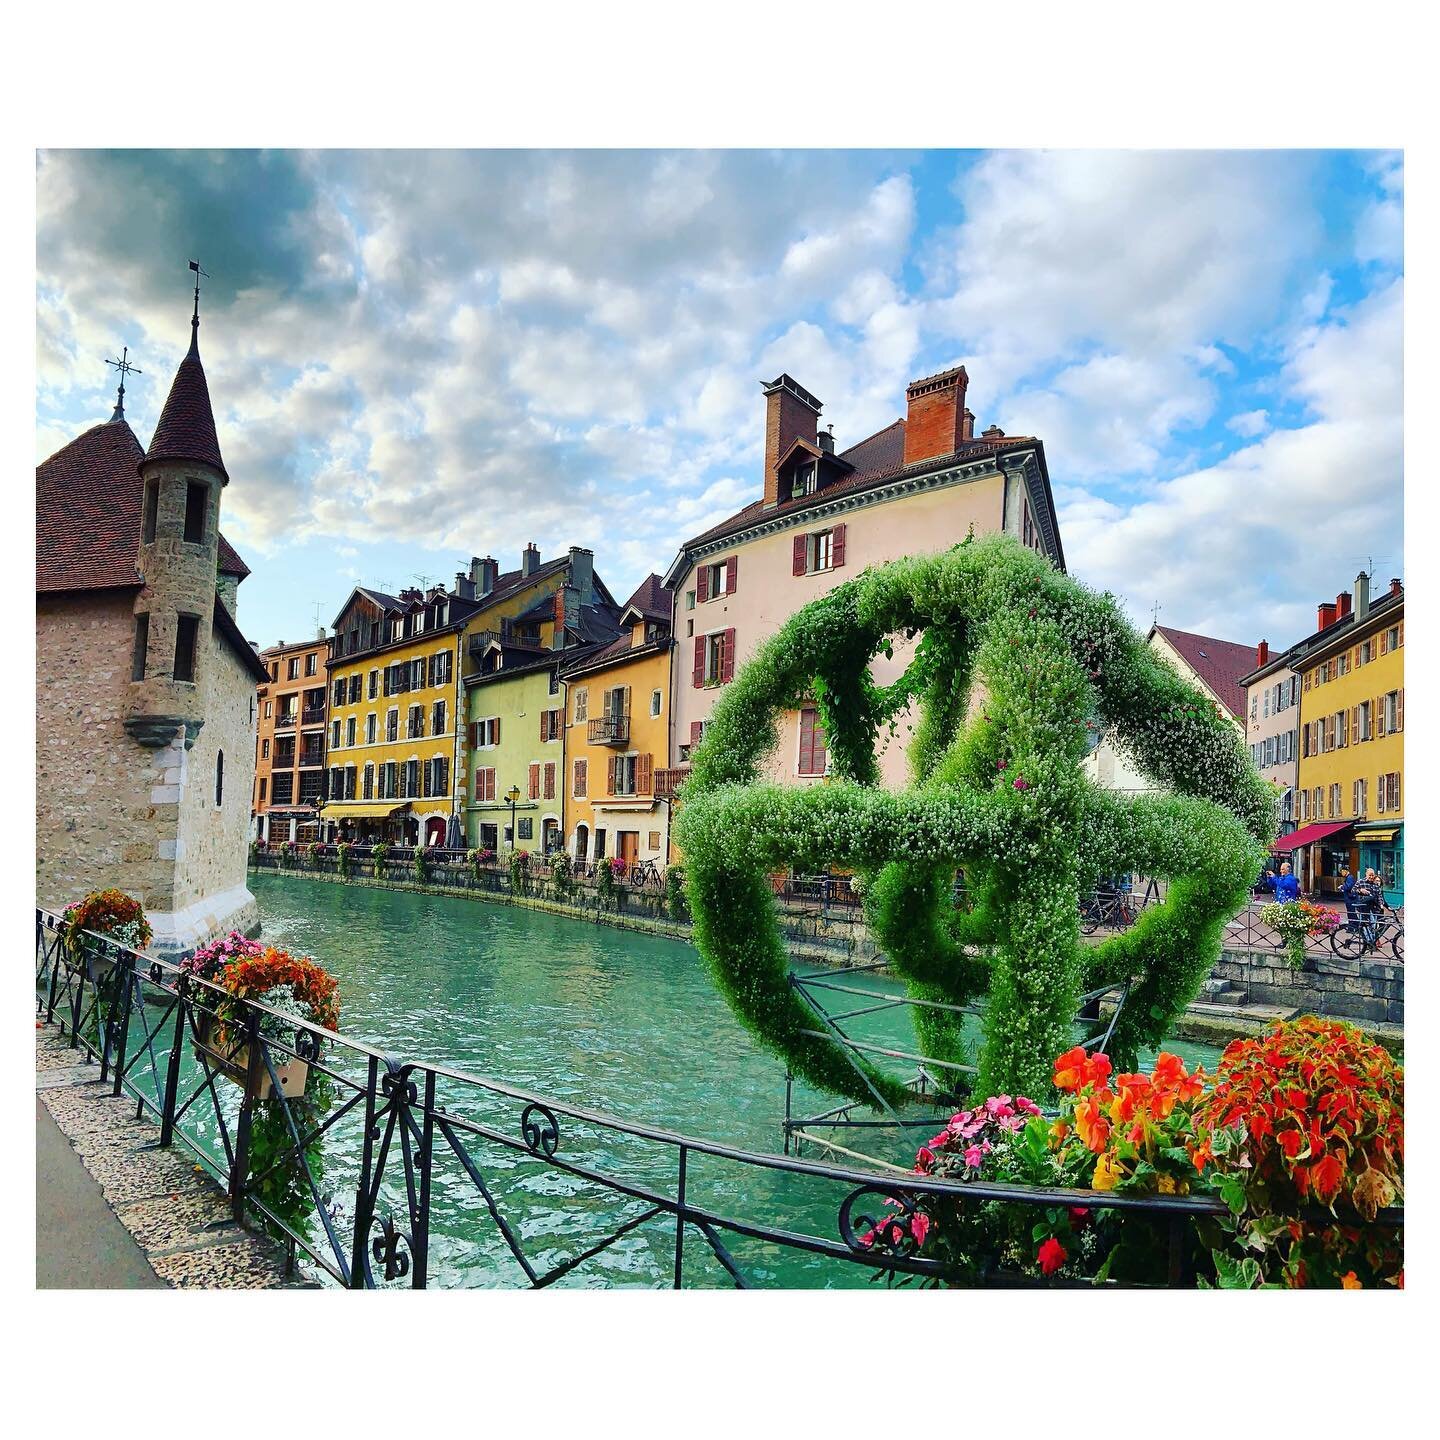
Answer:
[
  {"left": 915, "top": 1146, "right": 936, "bottom": 1173},
  {"left": 1037, "top": 1237, "right": 1068, "bottom": 1276},
  {"left": 928, "top": 1132, "right": 951, "bottom": 1151},
  {"left": 910, "top": 1212, "right": 931, "bottom": 1247},
  {"left": 984, "top": 1095, "right": 1014, "bottom": 1116},
  {"left": 948, "top": 1110, "right": 973, "bottom": 1133},
  {"left": 1012, "top": 776, "right": 1031, "bottom": 791},
  {"left": 1016, "top": 1096, "right": 1042, "bottom": 1116},
  {"left": 1000, "top": 1113, "right": 1027, "bottom": 1132},
  {"left": 963, "top": 1145, "right": 984, "bottom": 1169},
  {"left": 997, "top": 759, "right": 1008, "bottom": 770}
]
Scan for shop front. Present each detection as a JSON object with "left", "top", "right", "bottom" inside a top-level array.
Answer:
[
  {"left": 1271, "top": 819, "right": 1353, "bottom": 898},
  {"left": 320, "top": 800, "right": 412, "bottom": 844},
  {"left": 1355, "top": 822, "right": 1404, "bottom": 906}
]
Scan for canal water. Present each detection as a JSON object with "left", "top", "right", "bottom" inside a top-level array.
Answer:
[{"left": 167, "top": 873, "right": 1220, "bottom": 1288}]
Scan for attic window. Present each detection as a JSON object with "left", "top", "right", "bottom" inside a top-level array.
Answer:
[{"left": 791, "top": 462, "right": 817, "bottom": 499}]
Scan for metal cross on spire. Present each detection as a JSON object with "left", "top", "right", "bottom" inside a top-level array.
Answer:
[
  {"left": 188, "top": 258, "right": 210, "bottom": 345},
  {"left": 105, "top": 345, "right": 141, "bottom": 422}
]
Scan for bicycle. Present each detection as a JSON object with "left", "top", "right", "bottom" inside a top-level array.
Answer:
[
  {"left": 1079, "top": 889, "right": 1136, "bottom": 936},
  {"left": 628, "top": 858, "right": 663, "bottom": 890},
  {"left": 1330, "top": 904, "right": 1404, "bottom": 961}
]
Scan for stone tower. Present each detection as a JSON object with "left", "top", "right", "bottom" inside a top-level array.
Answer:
[{"left": 125, "top": 294, "right": 229, "bottom": 752}]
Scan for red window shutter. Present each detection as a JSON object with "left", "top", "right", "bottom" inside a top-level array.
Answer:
[
  {"left": 575, "top": 759, "right": 587, "bottom": 798},
  {"left": 721, "top": 628, "right": 736, "bottom": 683},
  {"left": 540, "top": 710, "right": 547, "bottom": 740},
  {"left": 725, "top": 557, "right": 737, "bottom": 595},
  {"left": 798, "top": 708, "right": 814, "bottom": 774},
  {"left": 692, "top": 636, "right": 706, "bottom": 688},
  {"left": 544, "top": 762, "right": 555, "bottom": 800},
  {"left": 831, "top": 523, "right": 846, "bottom": 568},
  {"left": 606, "top": 757, "right": 616, "bottom": 795},
  {"left": 690, "top": 720, "right": 704, "bottom": 748},
  {"left": 1379, "top": 631, "right": 1388, "bottom": 655},
  {"left": 637, "top": 753, "right": 653, "bottom": 794},
  {"left": 697, "top": 565, "right": 710, "bottom": 603},
  {"left": 467, "top": 721, "right": 478, "bottom": 749},
  {"left": 793, "top": 535, "right": 807, "bottom": 576}
]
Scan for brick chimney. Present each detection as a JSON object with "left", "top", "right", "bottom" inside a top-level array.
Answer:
[
  {"left": 1318, "top": 601, "right": 1338, "bottom": 631},
  {"left": 961, "top": 407, "right": 975, "bottom": 441},
  {"left": 761, "top": 375, "right": 821, "bottom": 509},
  {"left": 1390, "top": 577, "right": 1403, "bottom": 597},
  {"left": 1256, "top": 639, "right": 1270, "bottom": 668},
  {"left": 1336, "top": 590, "right": 1352, "bottom": 619},
  {"left": 903, "top": 366, "right": 970, "bottom": 467},
  {"left": 522, "top": 542, "right": 541, "bottom": 577}
]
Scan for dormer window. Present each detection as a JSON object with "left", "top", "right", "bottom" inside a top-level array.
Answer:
[{"left": 791, "top": 462, "right": 817, "bottom": 500}]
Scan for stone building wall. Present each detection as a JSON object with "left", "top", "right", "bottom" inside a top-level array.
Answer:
[
  {"left": 36, "top": 592, "right": 174, "bottom": 913},
  {"left": 170, "top": 629, "right": 259, "bottom": 948},
  {"left": 1214, "top": 948, "right": 1404, "bottom": 1027}
]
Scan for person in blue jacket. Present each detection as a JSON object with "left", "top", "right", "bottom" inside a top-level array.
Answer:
[{"left": 1272, "top": 861, "right": 1300, "bottom": 903}]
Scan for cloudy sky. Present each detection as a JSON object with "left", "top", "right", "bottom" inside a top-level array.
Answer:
[{"left": 36, "top": 149, "right": 1402, "bottom": 651}]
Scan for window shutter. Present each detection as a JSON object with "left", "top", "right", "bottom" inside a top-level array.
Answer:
[
  {"left": 725, "top": 557, "right": 737, "bottom": 595},
  {"left": 540, "top": 709, "right": 547, "bottom": 740},
  {"left": 1397, "top": 688, "right": 1403, "bottom": 731},
  {"left": 1398, "top": 620, "right": 1404, "bottom": 647},
  {"left": 529, "top": 762, "right": 540, "bottom": 800},
  {"left": 721, "top": 628, "right": 736, "bottom": 683},
  {"left": 544, "top": 762, "right": 555, "bottom": 800},
  {"left": 697, "top": 565, "right": 710, "bottom": 603},
  {"left": 622, "top": 685, "right": 631, "bottom": 716},
  {"left": 603, "top": 688, "right": 613, "bottom": 718},
  {"left": 692, "top": 636, "right": 706, "bottom": 688},
  {"left": 793, "top": 535, "right": 808, "bottom": 576},
  {"left": 575, "top": 759, "right": 587, "bottom": 798},
  {"left": 690, "top": 720, "right": 704, "bottom": 749},
  {"left": 1376, "top": 775, "right": 1385, "bottom": 814},
  {"left": 1376, "top": 695, "right": 1386, "bottom": 737},
  {"left": 831, "top": 523, "right": 847, "bottom": 568},
  {"left": 606, "top": 757, "right": 616, "bottom": 795},
  {"left": 637, "top": 752, "right": 653, "bottom": 794}
]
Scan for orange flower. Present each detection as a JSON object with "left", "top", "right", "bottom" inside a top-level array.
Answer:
[
  {"left": 1075, "top": 1093, "right": 1111, "bottom": 1154},
  {"left": 1341, "top": 1271, "right": 1362, "bottom": 1290}
]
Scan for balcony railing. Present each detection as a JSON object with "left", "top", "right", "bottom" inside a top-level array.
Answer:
[
  {"left": 275, "top": 713, "right": 297, "bottom": 730},
  {"left": 588, "top": 715, "right": 630, "bottom": 746},
  {"left": 654, "top": 767, "right": 686, "bottom": 802},
  {"left": 301, "top": 706, "right": 327, "bottom": 727}
]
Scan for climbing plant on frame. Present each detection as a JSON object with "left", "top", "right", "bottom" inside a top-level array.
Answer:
[{"left": 676, "top": 534, "right": 1273, "bottom": 1105}]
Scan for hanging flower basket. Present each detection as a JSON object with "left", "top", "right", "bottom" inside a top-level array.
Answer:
[{"left": 58, "top": 890, "right": 152, "bottom": 983}]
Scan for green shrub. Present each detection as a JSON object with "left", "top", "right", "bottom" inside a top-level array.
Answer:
[
  {"left": 336, "top": 842, "right": 354, "bottom": 880},
  {"left": 549, "top": 851, "right": 574, "bottom": 902},
  {"left": 509, "top": 849, "right": 531, "bottom": 897},
  {"left": 596, "top": 858, "right": 616, "bottom": 908},
  {"left": 676, "top": 534, "right": 1272, "bottom": 1105},
  {"left": 666, "top": 864, "right": 688, "bottom": 923},
  {"left": 414, "top": 847, "right": 431, "bottom": 884},
  {"left": 371, "top": 842, "right": 390, "bottom": 879}
]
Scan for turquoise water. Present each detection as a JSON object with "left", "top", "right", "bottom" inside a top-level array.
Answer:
[{"left": 159, "top": 873, "right": 1220, "bottom": 1288}]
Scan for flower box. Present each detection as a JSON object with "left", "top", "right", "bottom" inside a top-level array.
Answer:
[{"left": 192, "top": 1023, "right": 310, "bottom": 1100}]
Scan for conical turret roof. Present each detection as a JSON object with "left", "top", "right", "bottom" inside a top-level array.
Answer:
[{"left": 142, "top": 325, "right": 228, "bottom": 481}]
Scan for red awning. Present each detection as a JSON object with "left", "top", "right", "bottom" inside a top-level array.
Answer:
[{"left": 1272, "top": 821, "right": 1352, "bottom": 852}]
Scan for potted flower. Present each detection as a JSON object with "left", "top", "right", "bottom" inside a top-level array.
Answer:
[
  {"left": 178, "top": 930, "right": 263, "bottom": 1045},
  {"left": 58, "top": 889, "right": 152, "bottom": 981},
  {"left": 196, "top": 946, "right": 340, "bottom": 1100},
  {"left": 1260, "top": 898, "right": 1339, "bottom": 968},
  {"left": 279, "top": 839, "right": 300, "bottom": 869}
]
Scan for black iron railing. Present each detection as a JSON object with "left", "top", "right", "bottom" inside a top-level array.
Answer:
[
  {"left": 34, "top": 909, "right": 1401, "bottom": 1289},
  {"left": 587, "top": 715, "right": 630, "bottom": 745}
]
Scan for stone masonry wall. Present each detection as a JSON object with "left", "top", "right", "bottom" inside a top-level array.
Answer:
[
  {"left": 1214, "top": 948, "right": 1404, "bottom": 1027},
  {"left": 36, "top": 593, "right": 176, "bottom": 912}
]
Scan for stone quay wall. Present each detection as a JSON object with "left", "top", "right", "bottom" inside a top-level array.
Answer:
[{"left": 1213, "top": 948, "right": 1404, "bottom": 1027}]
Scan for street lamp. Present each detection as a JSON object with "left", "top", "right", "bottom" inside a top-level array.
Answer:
[{"left": 505, "top": 784, "right": 522, "bottom": 850}]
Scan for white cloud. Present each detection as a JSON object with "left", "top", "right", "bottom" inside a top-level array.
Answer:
[{"left": 1227, "top": 409, "right": 1269, "bottom": 437}]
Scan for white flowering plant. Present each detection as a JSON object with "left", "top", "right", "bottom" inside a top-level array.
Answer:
[{"left": 676, "top": 534, "right": 1273, "bottom": 1104}]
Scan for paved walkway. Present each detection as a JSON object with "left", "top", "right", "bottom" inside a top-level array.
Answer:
[{"left": 36, "top": 1097, "right": 164, "bottom": 1289}]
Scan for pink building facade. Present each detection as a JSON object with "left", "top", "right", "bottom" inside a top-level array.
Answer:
[{"left": 664, "top": 368, "right": 1064, "bottom": 799}]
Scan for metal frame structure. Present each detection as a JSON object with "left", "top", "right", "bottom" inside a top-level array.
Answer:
[{"left": 35, "top": 908, "right": 1398, "bottom": 1290}]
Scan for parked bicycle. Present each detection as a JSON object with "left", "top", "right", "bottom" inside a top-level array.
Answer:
[
  {"left": 1079, "top": 888, "right": 1137, "bottom": 936},
  {"left": 628, "top": 858, "right": 663, "bottom": 889},
  {"left": 1331, "top": 901, "right": 1404, "bottom": 961}
]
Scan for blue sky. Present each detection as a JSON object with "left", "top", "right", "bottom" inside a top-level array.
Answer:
[{"left": 36, "top": 149, "right": 1402, "bottom": 650}]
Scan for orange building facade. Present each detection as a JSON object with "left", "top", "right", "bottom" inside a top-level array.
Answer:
[{"left": 253, "top": 635, "right": 329, "bottom": 842}]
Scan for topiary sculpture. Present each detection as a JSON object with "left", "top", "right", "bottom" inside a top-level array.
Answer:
[{"left": 676, "top": 535, "right": 1273, "bottom": 1106}]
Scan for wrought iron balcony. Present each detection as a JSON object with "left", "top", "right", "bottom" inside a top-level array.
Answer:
[
  {"left": 588, "top": 715, "right": 630, "bottom": 746},
  {"left": 275, "top": 713, "right": 297, "bottom": 730},
  {"left": 301, "top": 706, "right": 327, "bottom": 727}
]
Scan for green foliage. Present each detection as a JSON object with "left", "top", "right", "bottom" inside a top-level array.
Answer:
[
  {"left": 596, "top": 858, "right": 616, "bottom": 907},
  {"left": 549, "top": 851, "right": 574, "bottom": 901},
  {"left": 336, "top": 842, "right": 354, "bottom": 880},
  {"left": 509, "top": 849, "right": 531, "bottom": 897},
  {"left": 665, "top": 864, "right": 689, "bottom": 923},
  {"left": 246, "top": 1072, "right": 334, "bottom": 1243},
  {"left": 677, "top": 535, "right": 1272, "bottom": 1106},
  {"left": 371, "top": 842, "right": 390, "bottom": 879}
]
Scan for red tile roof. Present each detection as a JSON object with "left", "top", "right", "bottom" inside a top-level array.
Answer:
[
  {"left": 621, "top": 573, "right": 672, "bottom": 623},
  {"left": 1152, "top": 625, "right": 1256, "bottom": 720},
  {"left": 37, "top": 415, "right": 248, "bottom": 595},
  {"left": 143, "top": 329, "right": 228, "bottom": 481}
]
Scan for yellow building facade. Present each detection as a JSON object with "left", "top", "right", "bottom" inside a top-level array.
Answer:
[
  {"left": 560, "top": 576, "right": 676, "bottom": 869},
  {"left": 1291, "top": 576, "right": 1404, "bottom": 902}
]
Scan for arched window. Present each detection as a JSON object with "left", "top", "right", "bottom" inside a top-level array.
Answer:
[{"left": 215, "top": 750, "right": 224, "bottom": 807}]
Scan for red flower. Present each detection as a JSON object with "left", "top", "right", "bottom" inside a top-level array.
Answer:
[{"left": 1037, "top": 1237, "right": 1067, "bottom": 1276}]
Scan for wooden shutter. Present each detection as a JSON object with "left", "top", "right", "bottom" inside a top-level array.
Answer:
[
  {"left": 697, "top": 565, "right": 710, "bottom": 603},
  {"left": 690, "top": 720, "right": 704, "bottom": 749},
  {"left": 544, "top": 762, "right": 555, "bottom": 800},
  {"left": 1376, "top": 695, "right": 1386, "bottom": 737},
  {"left": 1398, "top": 620, "right": 1404, "bottom": 647},
  {"left": 540, "top": 709, "right": 547, "bottom": 740},
  {"left": 831, "top": 523, "right": 847, "bottom": 568},
  {"left": 574, "top": 759, "right": 587, "bottom": 798},
  {"left": 606, "top": 757, "right": 616, "bottom": 795},
  {"left": 622, "top": 685, "right": 631, "bottom": 716},
  {"left": 721, "top": 629, "right": 736, "bottom": 683},
  {"left": 725, "top": 557, "right": 737, "bottom": 595},
  {"left": 493, "top": 717, "right": 500, "bottom": 743},
  {"left": 1397, "top": 688, "right": 1403, "bottom": 731},
  {"left": 793, "top": 535, "right": 808, "bottom": 576},
  {"left": 1376, "top": 774, "right": 1385, "bottom": 814},
  {"left": 528, "top": 762, "right": 540, "bottom": 800},
  {"left": 637, "top": 753, "right": 653, "bottom": 795},
  {"left": 692, "top": 636, "right": 706, "bottom": 688}
]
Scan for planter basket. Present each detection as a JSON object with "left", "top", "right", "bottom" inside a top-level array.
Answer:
[{"left": 192, "top": 1015, "right": 310, "bottom": 1100}]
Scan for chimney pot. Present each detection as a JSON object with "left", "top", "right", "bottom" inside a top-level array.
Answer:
[
  {"left": 961, "top": 407, "right": 975, "bottom": 442},
  {"left": 1390, "top": 577, "right": 1403, "bottom": 596},
  {"left": 522, "top": 543, "right": 541, "bottom": 577},
  {"left": 760, "top": 374, "right": 822, "bottom": 509},
  {"left": 1336, "top": 590, "right": 1352, "bottom": 618},
  {"left": 1256, "top": 639, "right": 1270, "bottom": 667},
  {"left": 817, "top": 424, "right": 835, "bottom": 455},
  {"left": 903, "top": 366, "right": 971, "bottom": 467}
]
